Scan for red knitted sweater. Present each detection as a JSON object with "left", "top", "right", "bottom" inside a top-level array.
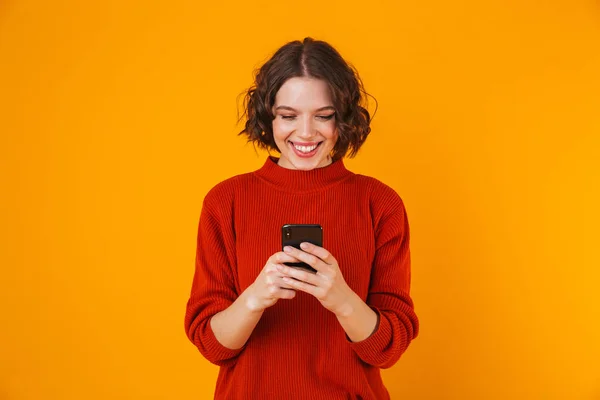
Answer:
[{"left": 184, "top": 156, "right": 419, "bottom": 399}]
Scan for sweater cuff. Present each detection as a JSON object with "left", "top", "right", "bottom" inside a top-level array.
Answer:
[
  {"left": 201, "top": 316, "right": 246, "bottom": 363},
  {"left": 345, "top": 307, "right": 391, "bottom": 362}
]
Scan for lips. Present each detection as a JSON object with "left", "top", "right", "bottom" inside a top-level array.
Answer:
[{"left": 289, "top": 141, "right": 322, "bottom": 158}]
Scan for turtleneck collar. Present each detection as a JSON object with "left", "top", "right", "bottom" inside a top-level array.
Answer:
[{"left": 253, "top": 156, "right": 354, "bottom": 193}]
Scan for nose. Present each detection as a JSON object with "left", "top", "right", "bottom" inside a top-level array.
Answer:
[{"left": 297, "top": 116, "right": 316, "bottom": 138}]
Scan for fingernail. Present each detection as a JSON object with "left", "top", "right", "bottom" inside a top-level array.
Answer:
[
  {"left": 284, "top": 246, "right": 292, "bottom": 253},
  {"left": 300, "top": 242, "right": 309, "bottom": 249}
]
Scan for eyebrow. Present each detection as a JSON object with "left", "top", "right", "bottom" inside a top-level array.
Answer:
[{"left": 275, "top": 105, "right": 335, "bottom": 112}]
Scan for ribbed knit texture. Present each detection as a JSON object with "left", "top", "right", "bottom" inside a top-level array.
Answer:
[{"left": 184, "top": 156, "right": 419, "bottom": 400}]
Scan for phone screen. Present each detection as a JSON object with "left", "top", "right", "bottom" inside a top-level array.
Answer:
[{"left": 281, "top": 224, "right": 322, "bottom": 273}]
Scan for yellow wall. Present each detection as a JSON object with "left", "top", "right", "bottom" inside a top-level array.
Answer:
[{"left": 1, "top": 1, "right": 599, "bottom": 399}]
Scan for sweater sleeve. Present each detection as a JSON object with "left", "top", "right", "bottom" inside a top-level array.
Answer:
[
  {"left": 346, "top": 189, "right": 419, "bottom": 369},
  {"left": 184, "top": 189, "right": 245, "bottom": 367}
]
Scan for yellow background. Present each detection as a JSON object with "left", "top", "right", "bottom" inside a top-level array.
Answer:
[{"left": 1, "top": 1, "right": 599, "bottom": 399}]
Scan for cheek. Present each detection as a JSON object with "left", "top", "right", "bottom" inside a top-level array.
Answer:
[
  {"left": 272, "top": 120, "right": 291, "bottom": 141},
  {"left": 323, "top": 122, "right": 338, "bottom": 140}
]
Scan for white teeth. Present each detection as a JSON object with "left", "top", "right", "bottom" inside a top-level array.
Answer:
[{"left": 293, "top": 143, "right": 318, "bottom": 153}]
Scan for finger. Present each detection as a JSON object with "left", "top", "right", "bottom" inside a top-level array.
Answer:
[
  {"left": 298, "top": 242, "right": 336, "bottom": 265},
  {"left": 265, "top": 259, "right": 297, "bottom": 274},
  {"left": 273, "top": 275, "right": 296, "bottom": 290},
  {"left": 275, "top": 264, "right": 320, "bottom": 286},
  {"left": 270, "top": 252, "right": 301, "bottom": 265},
  {"left": 271, "top": 286, "right": 296, "bottom": 299},
  {"left": 283, "top": 246, "right": 325, "bottom": 272},
  {"left": 266, "top": 273, "right": 294, "bottom": 288},
  {"left": 282, "top": 276, "right": 319, "bottom": 297}
]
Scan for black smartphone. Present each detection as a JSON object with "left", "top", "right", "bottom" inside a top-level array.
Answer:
[{"left": 281, "top": 224, "right": 322, "bottom": 273}]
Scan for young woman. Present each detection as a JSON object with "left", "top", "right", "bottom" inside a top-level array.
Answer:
[{"left": 184, "top": 37, "right": 419, "bottom": 400}]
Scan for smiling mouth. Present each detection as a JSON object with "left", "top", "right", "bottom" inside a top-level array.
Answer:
[{"left": 289, "top": 141, "right": 323, "bottom": 154}]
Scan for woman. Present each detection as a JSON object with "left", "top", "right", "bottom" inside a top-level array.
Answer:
[{"left": 184, "top": 37, "right": 419, "bottom": 399}]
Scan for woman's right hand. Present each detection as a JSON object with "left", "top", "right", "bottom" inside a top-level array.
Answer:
[{"left": 244, "top": 251, "right": 300, "bottom": 312}]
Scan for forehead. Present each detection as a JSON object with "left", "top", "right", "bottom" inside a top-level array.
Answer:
[{"left": 274, "top": 77, "right": 333, "bottom": 108}]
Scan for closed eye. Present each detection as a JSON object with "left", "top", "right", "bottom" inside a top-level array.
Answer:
[
  {"left": 280, "top": 114, "right": 335, "bottom": 120},
  {"left": 318, "top": 114, "right": 335, "bottom": 120}
]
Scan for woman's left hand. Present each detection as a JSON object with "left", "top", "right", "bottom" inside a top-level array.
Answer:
[{"left": 276, "top": 242, "right": 355, "bottom": 317}]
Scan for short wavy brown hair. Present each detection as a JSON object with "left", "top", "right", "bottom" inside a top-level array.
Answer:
[{"left": 236, "top": 37, "right": 377, "bottom": 162}]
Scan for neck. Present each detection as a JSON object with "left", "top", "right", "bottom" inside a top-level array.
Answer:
[{"left": 254, "top": 156, "right": 353, "bottom": 193}]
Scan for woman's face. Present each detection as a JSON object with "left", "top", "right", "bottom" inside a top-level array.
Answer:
[{"left": 271, "top": 77, "right": 338, "bottom": 170}]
